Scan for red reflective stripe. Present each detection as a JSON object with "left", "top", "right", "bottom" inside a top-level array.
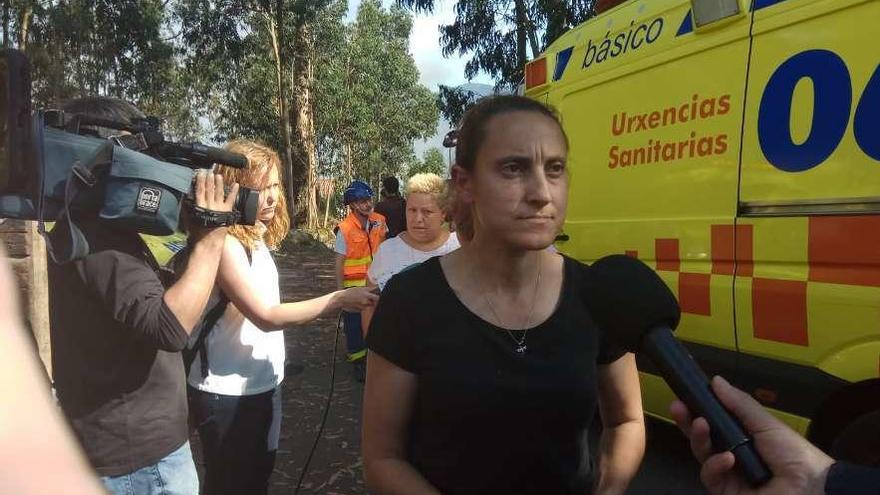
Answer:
[
  {"left": 679, "top": 272, "right": 711, "bottom": 316},
  {"left": 655, "top": 238, "right": 680, "bottom": 272},
  {"left": 808, "top": 216, "right": 880, "bottom": 287},
  {"left": 752, "top": 278, "right": 808, "bottom": 346},
  {"left": 711, "top": 224, "right": 753, "bottom": 277}
]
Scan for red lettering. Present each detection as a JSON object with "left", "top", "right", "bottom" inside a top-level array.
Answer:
[
  {"left": 611, "top": 112, "right": 627, "bottom": 136},
  {"left": 634, "top": 113, "right": 648, "bottom": 131},
  {"left": 715, "top": 134, "right": 729, "bottom": 154},
  {"left": 717, "top": 95, "right": 731, "bottom": 115}
]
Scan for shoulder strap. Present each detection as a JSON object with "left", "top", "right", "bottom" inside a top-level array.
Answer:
[
  {"left": 184, "top": 293, "right": 229, "bottom": 378},
  {"left": 42, "top": 142, "right": 113, "bottom": 264},
  {"left": 183, "top": 238, "right": 253, "bottom": 378}
]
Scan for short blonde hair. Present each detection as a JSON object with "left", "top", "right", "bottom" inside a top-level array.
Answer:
[
  {"left": 406, "top": 173, "right": 446, "bottom": 197},
  {"left": 216, "top": 139, "right": 290, "bottom": 252}
]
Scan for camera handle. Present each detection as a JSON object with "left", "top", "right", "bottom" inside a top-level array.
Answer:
[{"left": 189, "top": 206, "right": 240, "bottom": 228}]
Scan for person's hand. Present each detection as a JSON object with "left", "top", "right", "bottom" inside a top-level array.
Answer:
[
  {"left": 194, "top": 169, "right": 239, "bottom": 213},
  {"left": 188, "top": 170, "right": 240, "bottom": 239},
  {"left": 670, "top": 376, "right": 833, "bottom": 495},
  {"left": 335, "top": 287, "right": 380, "bottom": 312}
]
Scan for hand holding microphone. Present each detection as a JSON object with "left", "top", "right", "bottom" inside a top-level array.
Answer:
[
  {"left": 582, "top": 255, "right": 772, "bottom": 487},
  {"left": 671, "top": 375, "right": 834, "bottom": 495}
]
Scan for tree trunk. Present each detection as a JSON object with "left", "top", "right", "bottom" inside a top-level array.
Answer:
[
  {"left": 291, "top": 23, "right": 319, "bottom": 230},
  {"left": 323, "top": 188, "right": 331, "bottom": 228},
  {"left": 3, "top": 0, "right": 9, "bottom": 48},
  {"left": 344, "top": 140, "right": 353, "bottom": 186},
  {"left": 267, "top": 14, "right": 297, "bottom": 221},
  {"left": 18, "top": 5, "right": 31, "bottom": 50},
  {"left": 514, "top": 0, "right": 528, "bottom": 69}
]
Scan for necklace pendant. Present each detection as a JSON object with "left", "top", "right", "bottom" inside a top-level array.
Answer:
[{"left": 515, "top": 344, "right": 527, "bottom": 354}]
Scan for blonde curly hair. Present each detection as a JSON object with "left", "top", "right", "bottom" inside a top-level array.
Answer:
[
  {"left": 405, "top": 173, "right": 446, "bottom": 197},
  {"left": 216, "top": 139, "right": 290, "bottom": 252}
]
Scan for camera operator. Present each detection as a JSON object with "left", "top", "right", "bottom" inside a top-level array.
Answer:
[{"left": 47, "top": 97, "right": 238, "bottom": 495}]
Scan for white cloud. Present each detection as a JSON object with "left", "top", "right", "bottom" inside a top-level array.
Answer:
[{"left": 347, "top": 0, "right": 493, "bottom": 91}]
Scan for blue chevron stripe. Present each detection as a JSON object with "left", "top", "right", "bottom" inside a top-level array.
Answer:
[
  {"left": 752, "top": 0, "right": 789, "bottom": 11},
  {"left": 553, "top": 47, "right": 574, "bottom": 81},
  {"left": 677, "top": 11, "right": 694, "bottom": 36}
]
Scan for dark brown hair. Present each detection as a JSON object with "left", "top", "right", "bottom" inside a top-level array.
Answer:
[
  {"left": 454, "top": 95, "right": 567, "bottom": 171},
  {"left": 61, "top": 96, "right": 146, "bottom": 138}
]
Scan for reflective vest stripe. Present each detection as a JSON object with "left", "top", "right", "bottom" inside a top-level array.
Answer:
[
  {"left": 338, "top": 211, "right": 386, "bottom": 287},
  {"left": 344, "top": 255, "right": 373, "bottom": 267}
]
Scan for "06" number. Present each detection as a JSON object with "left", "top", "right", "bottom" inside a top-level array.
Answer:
[{"left": 758, "top": 49, "right": 879, "bottom": 172}]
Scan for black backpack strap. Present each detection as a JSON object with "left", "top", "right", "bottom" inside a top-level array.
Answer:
[
  {"left": 184, "top": 294, "right": 229, "bottom": 377},
  {"left": 184, "top": 243, "right": 253, "bottom": 378}
]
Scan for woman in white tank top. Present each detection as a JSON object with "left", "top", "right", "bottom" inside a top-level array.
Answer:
[{"left": 186, "top": 140, "right": 378, "bottom": 495}]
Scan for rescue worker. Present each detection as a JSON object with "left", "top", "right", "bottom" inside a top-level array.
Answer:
[{"left": 334, "top": 180, "right": 387, "bottom": 382}]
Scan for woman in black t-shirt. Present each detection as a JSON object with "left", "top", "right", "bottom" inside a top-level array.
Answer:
[{"left": 362, "top": 95, "right": 646, "bottom": 495}]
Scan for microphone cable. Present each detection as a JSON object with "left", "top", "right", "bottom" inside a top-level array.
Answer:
[{"left": 293, "top": 311, "right": 343, "bottom": 495}]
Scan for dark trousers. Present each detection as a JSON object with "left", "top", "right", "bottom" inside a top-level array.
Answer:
[
  {"left": 343, "top": 310, "right": 366, "bottom": 361},
  {"left": 188, "top": 386, "right": 282, "bottom": 495}
]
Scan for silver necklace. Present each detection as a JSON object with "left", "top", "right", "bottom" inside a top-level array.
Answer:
[{"left": 483, "top": 259, "right": 542, "bottom": 354}]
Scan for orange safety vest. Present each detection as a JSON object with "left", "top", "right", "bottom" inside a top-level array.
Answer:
[{"left": 339, "top": 211, "right": 386, "bottom": 288}]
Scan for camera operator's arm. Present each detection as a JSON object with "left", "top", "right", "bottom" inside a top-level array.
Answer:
[
  {"left": 163, "top": 171, "right": 238, "bottom": 333},
  {"left": 76, "top": 172, "right": 233, "bottom": 350},
  {"left": 216, "top": 237, "right": 378, "bottom": 331}
]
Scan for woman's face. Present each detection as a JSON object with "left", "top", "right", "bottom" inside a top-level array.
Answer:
[
  {"left": 456, "top": 110, "right": 568, "bottom": 250},
  {"left": 257, "top": 165, "right": 282, "bottom": 224},
  {"left": 406, "top": 192, "right": 445, "bottom": 244}
]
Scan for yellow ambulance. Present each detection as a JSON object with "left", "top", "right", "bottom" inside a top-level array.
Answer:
[{"left": 525, "top": 0, "right": 880, "bottom": 463}]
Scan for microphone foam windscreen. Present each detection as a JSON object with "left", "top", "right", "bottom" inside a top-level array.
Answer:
[{"left": 581, "top": 255, "right": 681, "bottom": 352}]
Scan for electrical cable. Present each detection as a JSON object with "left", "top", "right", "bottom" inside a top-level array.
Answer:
[{"left": 293, "top": 311, "right": 342, "bottom": 495}]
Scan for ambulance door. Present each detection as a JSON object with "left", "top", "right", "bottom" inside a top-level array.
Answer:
[
  {"left": 553, "top": 0, "right": 751, "bottom": 417},
  {"left": 737, "top": 0, "right": 880, "bottom": 429}
]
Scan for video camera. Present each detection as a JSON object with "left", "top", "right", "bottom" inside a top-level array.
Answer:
[{"left": 0, "top": 49, "right": 259, "bottom": 258}]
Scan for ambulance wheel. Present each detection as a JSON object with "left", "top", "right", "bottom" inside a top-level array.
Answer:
[{"left": 830, "top": 410, "right": 880, "bottom": 466}]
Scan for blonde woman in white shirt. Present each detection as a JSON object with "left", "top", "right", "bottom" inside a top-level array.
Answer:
[
  {"left": 362, "top": 173, "right": 460, "bottom": 333},
  {"left": 186, "top": 140, "right": 377, "bottom": 495}
]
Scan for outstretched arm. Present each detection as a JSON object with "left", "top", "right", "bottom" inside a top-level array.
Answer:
[{"left": 217, "top": 237, "right": 377, "bottom": 331}]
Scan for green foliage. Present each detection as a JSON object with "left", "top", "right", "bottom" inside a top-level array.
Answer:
[
  {"left": 16, "top": 0, "right": 439, "bottom": 224},
  {"left": 396, "top": 0, "right": 597, "bottom": 91},
  {"left": 409, "top": 147, "right": 447, "bottom": 177},
  {"left": 437, "top": 85, "right": 481, "bottom": 125},
  {"left": 22, "top": 0, "right": 204, "bottom": 140},
  {"left": 314, "top": 0, "right": 438, "bottom": 187}
]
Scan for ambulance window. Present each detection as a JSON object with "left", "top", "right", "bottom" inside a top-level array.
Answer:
[{"left": 691, "top": 0, "right": 741, "bottom": 28}]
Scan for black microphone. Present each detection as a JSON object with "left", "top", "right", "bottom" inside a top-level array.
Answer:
[{"left": 582, "top": 254, "right": 771, "bottom": 487}]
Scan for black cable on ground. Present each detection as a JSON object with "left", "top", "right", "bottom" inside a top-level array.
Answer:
[{"left": 293, "top": 311, "right": 342, "bottom": 495}]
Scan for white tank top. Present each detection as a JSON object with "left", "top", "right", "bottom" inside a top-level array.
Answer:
[{"left": 186, "top": 240, "right": 285, "bottom": 396}]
